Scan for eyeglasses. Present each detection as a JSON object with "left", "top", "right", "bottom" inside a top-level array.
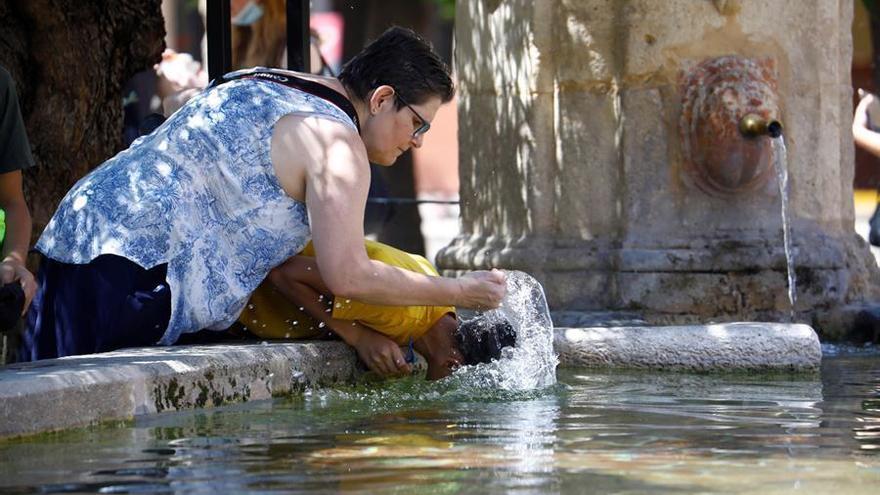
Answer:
[{"left": 395, "top": 91, "right": 431, "bottom": 138}]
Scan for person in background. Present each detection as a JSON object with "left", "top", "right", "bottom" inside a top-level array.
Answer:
[
  {"left": 158, "top": 0, "right": 325, "bottom": 117},
  {"left": 0, "top": 66, "right": 37, "bottom": 362},
  {"left": 154, "top": 49, "right": 209, "bottom": 117},
  {"left": 231, "top": 0, "right": 288, "bottom": 70},
  {"left": 852, "top": 89, "right": 880, "bottom": 246}
]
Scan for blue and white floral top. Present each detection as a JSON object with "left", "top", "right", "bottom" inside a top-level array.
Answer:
[{"left": 36, "top": 78, "right": 358, "bottom": 344}]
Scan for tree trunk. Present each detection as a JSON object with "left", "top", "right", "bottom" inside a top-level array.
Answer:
[{"left": 0, "top": 0, "right": 165, "bottom": 242}]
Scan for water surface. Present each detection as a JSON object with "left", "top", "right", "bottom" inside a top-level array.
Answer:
[{"left": 0, "top": 345, "right": 877, "bottom": 494}]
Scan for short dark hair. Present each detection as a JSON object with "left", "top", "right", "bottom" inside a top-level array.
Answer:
[
  {"left": 339, "top": 26, "right": 454, "bottom": 108},
  {"left": 455, "top": 317, "right": 517, "bottom": 365}
]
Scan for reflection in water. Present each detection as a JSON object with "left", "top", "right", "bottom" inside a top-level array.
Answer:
[
  {"left": 0, "top": 350, "right": 878, "bottom": 494},
  {"left": 303, "top": 397, "right": 563, "bottom": 493},
  {"left": 822, "top": 346, "right": 880, "bottom": 453}
]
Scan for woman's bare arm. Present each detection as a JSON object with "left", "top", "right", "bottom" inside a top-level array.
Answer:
[{"left": 270, "top": 114, "right": 506, "bottom": 308}]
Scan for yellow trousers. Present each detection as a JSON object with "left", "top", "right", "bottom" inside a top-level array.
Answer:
[{"left": 238, "top": 240, "right": 455, "bottom": 344}]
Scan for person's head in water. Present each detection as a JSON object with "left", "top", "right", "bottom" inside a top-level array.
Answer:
[
  {"left": 455, "top": 318, "right": 517, "bottom": 366},
  {"left": 415, "top": 314, "right": 517, "bottom": 380},
  {"left": 339, "top": 26, "right": 454, "bottom": 166}
]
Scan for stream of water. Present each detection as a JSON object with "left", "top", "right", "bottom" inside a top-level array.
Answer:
[{"left": 771, "top": 137, "right": 797, "bottom": 319}]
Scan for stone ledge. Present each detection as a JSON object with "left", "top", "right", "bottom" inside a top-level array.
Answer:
[
  {"left": 0, "top": 342, "right": 360, "bottom": 439},
  {"left": 555, "top": 323, "right": 821, "bottom": 372},
  {"left": 0, "top": 323, "right": 821, "bottom": 439}
]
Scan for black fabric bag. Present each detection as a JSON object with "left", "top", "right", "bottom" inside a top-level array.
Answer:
[
  {"left": 870, "top": 201, "right": 880, "bottom": 247},
  {"left": 0, "top": 281, "right": 24, "bottom": 333}
]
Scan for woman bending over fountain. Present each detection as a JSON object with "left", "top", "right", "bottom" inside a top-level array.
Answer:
[{"left": 20, "top": 27, "right": 506, "bottom": 361}]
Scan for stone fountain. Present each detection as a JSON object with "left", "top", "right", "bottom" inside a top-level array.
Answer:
[{"left": 439, "top": 0, "right": 880, "bottom": 342}]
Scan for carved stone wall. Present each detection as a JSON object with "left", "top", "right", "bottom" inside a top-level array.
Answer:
[{"left": 440, "top": 0, "right": 880, "bottom": 323}]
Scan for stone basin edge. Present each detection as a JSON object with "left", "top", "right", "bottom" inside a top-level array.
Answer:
[{"left": 0, "top": 322, "right": 819, "bottom": 439}]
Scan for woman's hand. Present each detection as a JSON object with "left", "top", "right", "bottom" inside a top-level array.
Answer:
[
  {"left": 0, "top": 259, "right": 36, "bottom": 314},
  {"left": 350, "top": 325, "right": 412, "bottom": 378},
  {"left": 455, "top": 268, "right": 507, "bottom": 310}
]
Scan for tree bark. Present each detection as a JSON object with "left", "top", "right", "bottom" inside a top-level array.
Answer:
[{"left": 0, "top": 0, "right": 165, "bottom": 242}]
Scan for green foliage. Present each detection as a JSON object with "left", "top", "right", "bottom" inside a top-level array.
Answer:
[{"left": 431, "top": 0, "right": 456, "bottom": 21}]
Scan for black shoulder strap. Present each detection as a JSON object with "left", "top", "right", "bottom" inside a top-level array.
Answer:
[{"left": 213, "top": 68, "right": 361, "bottom": 133}]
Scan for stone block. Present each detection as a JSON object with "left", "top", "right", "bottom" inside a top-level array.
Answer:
[
  {"left": 456, "top": 0, "right": 555, "bottom": 94},
  {"left": 555, "top": 90, "right": 621, "bottom": 237},
  {"left": 458, "top": 92, "right": 556, "bottom": 238},
  {"left": 554, "top": 322, "right": 822, "bottom": 371},
  {"left": 0, "top": 342, "right": 374, "bottom": 439}
]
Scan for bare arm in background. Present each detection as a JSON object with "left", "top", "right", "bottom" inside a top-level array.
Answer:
[{"left": 853, "top": 90, "right": 880, "bottom": 157}]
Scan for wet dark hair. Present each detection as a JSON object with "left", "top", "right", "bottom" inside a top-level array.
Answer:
[
  {"left": 339, "top": 26, "right": 454, "bottom": 108},
  {"left": 455, "top": 318, "right": 517, "bottom": 365}
]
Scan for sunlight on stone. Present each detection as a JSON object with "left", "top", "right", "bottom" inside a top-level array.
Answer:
[
  {"left": 565, "top": 15, "right": 608, "bottom": 79},
  {"left": 706, "top": 324, "right": 731, "bottom": 338},
  {"left": 132, "top": 360, "right": 197, "bottom": 373}
]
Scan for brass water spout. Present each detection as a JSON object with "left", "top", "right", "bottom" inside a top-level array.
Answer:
[{"left": 739, "top": 113, "right": 783, "bottom": 138}]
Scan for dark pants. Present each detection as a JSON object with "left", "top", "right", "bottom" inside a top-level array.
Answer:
[{"left": 19, "top": 254, "right": 170, "bottom": 361}]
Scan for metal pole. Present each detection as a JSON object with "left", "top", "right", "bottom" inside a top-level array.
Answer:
[
  {"left": 206, "top": 0, "right": 232, "bottom": 81},
  {"left": 286, "top": 0, "right": 310, "bottom": 71}
]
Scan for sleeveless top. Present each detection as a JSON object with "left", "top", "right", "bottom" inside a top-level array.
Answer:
[{"left": 36, "top": 77, "right": 359, "bottom": 344}]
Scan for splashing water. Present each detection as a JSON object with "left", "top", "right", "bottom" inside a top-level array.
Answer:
[
  {"left": 305, "top": 271, "right": 559, "bottom": 406},
  {"left": 447, "top": 270, "right": 558, "bottom": 393},
  {"left": 771, "top": 137, "right": 797, "bottom": 319}
]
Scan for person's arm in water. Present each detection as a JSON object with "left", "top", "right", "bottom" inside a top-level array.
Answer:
[
  {"left": 270, "top": 113, "right": 506, "bottom": 309},
  {"left": 853, "top": 90, "right": 880, "bottom": 157},
  {"left": 268, "top": 254, "right": 413, "bottom": 377}
]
